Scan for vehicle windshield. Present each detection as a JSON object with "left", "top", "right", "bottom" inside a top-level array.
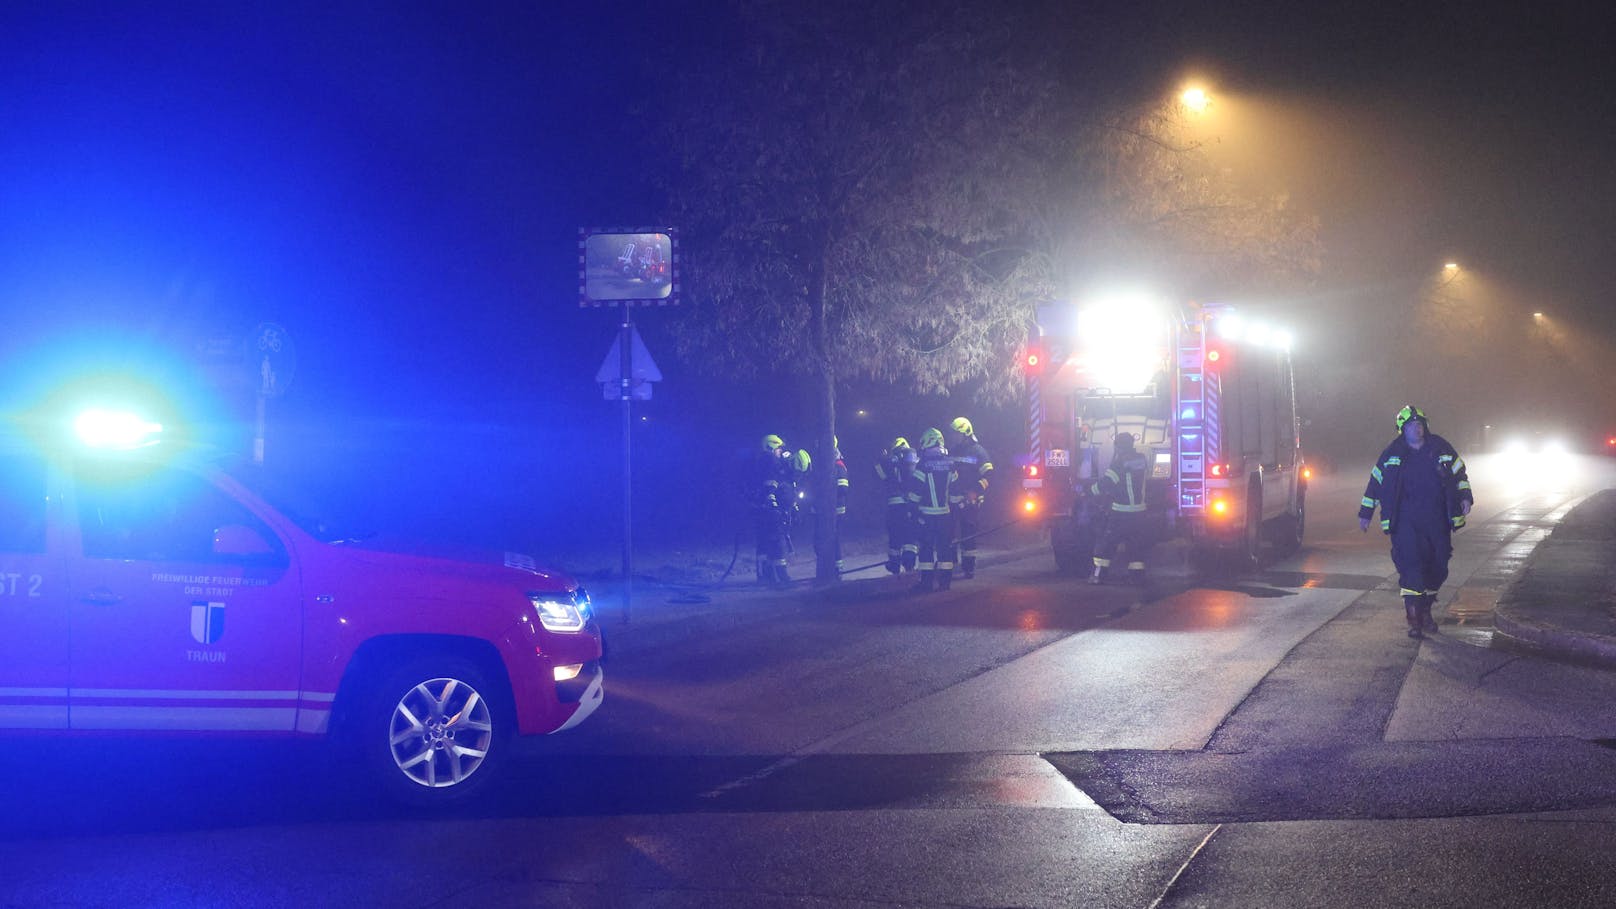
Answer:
[{"left": 224, "top": 458, "right": 379, "bottom": 544}]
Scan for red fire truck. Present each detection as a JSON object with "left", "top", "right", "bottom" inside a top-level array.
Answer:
[{"left": 1018, "top": 295, "right": 1307, "bottom": 571}]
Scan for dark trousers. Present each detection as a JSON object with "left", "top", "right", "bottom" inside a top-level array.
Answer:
[
  {"left": 914, "top": 512, "right": 954, "bottom": 589},
  {"left": 885, "top": 503, "right": 916, "bottom": 571},
  {"left": 1093, "top": 509, "right": 1151, "bottom": 574},
  {"left": 954, "top": 500, "right": 982, "bottom": 575},
  {"left": 752, "top": 506, "right": 790, "bottom": 583},
  {"left": 1390, "top": 521, "right": 1452, "bottom": 596}
]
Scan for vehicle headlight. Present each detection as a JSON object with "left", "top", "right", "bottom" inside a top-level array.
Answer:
[{"left": 528, "top": 588, "right": 591, "bottom": 633}]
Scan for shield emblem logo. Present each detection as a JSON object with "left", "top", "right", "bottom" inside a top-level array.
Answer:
[{"left": 190, "top": 601, "right": 226, "bottom": 645}]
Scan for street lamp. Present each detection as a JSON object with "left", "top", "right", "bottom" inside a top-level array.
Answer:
[{"left": 1180, "top": 86, "right": 1210, "bottom": 113}]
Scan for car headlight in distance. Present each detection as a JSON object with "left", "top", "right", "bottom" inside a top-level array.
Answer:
[{"left": 528, "top": 588, "right": 590, "bottom": 633}]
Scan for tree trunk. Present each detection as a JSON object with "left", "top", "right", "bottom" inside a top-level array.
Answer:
[{"left": 808, "top": 241, "right": 839, "bottom": 585}]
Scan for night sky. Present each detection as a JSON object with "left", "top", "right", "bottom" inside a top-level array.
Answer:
[{"left": 3, "top": 1, "right": 1612, "bottom": 553}]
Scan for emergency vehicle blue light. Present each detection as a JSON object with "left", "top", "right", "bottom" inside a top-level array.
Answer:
[{"left": 74, "top": 409, "right": 163, "bottom": 449}]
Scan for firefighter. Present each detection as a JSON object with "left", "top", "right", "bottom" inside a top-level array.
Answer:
[
  {"left": 875, "top": 437, "right": 919, "bottom": 573},
  {"left": 906, "top": 428, "right": 957, "bottom": 592},
  {"left": 947, "top": 417, "right": 994, "bottom": 579},
  {"left": 1358, "top": 405, "right": 1474, "bottom": 638},
  {"left": 750, "top": 434, "right": 797, "bottom": 588},
  {"left": 792, "top": 447, "right": 813, "bottom": 511},
  {"left": 1090, "top": 432, "right": 1151, "bottom": 585}
]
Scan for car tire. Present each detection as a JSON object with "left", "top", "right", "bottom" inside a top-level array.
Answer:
[
  {"left": 1239, "top": 480, "right": 1263, "bottom": 571},
  {"left": 358, "top": 654, "right": 512, "bottom": 807},
  {"left": 1273, "top": 487, "right": 1305, "bottom": 557}
]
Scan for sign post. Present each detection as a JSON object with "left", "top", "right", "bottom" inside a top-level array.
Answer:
[
  {"left": 581, "top": 228, "right": 678, "bottom": 624},
  {"left": 247, "top": 322, "right": 295, "bottom": 465}
]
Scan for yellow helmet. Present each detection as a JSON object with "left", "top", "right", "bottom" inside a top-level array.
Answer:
[
  {"left": 950, "top": 417, "right": 973, "bottom": 437},
  {"left": 1395, "top": 405, "right": 1427, "bottom": 431},
  {"left": 761, "top": 434, "right": 784, "bottom": 451},
  {"left": 921, "top": 428, "right": 945, "bottom": 450},
  {"left": 890, "top": 436, "right": 910, "bottom": 451},
  {"left": 794, "top": 449, "right": 812, "bottom": 472}
]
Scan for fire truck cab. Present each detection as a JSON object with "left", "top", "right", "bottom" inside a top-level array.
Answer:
[{"left": 1020, "top": 295, "right": 1306, "bottom": 571}]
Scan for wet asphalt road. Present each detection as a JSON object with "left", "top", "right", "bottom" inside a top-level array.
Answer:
[{"left": 5, "top": 455, "right": 1616, "bottom": 908}]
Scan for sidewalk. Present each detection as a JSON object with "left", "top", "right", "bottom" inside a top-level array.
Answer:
[
  {"left": 568, "top": 522, "right": 1050, "bottom": 656},
  {"left": 1493, "top": 488, "right": 1616, "bottom": 666}
]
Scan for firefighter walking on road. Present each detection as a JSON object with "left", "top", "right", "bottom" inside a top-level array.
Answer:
[
  {"left": 876, "top": 437, "right": 918, "bottom": 573},
  {"left": 906, "top": 428, "right": 957, "bottom": 592},
  {"left": 750, "top": 434, "right": 797, "bottom": 588},
  {"left": 1090, "top": 432, "right": 1152, "bottom": 585},
  {"left": 947, "top": 417, "right": 994, "bottom": 579},
  {"left": 1358, "top": 405, "right": 1474, "bottom": 638}
]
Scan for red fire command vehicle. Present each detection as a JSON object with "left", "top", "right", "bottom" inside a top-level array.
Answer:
[
  {"left": 0, "top": 410, "right": 604, "bottom": 806},
  {"left": 1019, "top": 296, "right": 1307, "bottom": 570}
]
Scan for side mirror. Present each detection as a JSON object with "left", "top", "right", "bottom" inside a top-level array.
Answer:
[{"left": 213, "top": 523, "right": 275, "bottom": 557}]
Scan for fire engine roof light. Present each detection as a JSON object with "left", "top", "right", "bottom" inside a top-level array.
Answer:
[
  {"left": 1213, "top": 310, "right": 1293, "bottom": 351},
  {"left": 1074, "top": 292, "right": 1171, "bottom": 394},
  {"left": 74, "top": 409, "right": 164, "bottom": 450}
]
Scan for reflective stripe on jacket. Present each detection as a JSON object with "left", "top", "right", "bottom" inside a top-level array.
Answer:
[
  {"left": 906, "top": 450, "right": 956, "bottom": 516},
  {"left": 1091, "top": 450, "right": 1149, "bottom": 513},
  {"left": 1358, "top": 432, "right": 1473, "bottom": 534}
]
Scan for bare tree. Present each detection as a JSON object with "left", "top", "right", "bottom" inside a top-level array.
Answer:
[{"left": 663, "top": 1, "right": 1319, "bottom": 582}]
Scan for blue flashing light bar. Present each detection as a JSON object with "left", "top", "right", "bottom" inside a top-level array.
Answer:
[{"left": 74, "top": 409, "right": 164, "bottom": 450}]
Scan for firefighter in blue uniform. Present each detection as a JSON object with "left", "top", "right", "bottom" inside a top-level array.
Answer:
[
  {"left": 906, "top": 428, "right": 957, "bottom": 592},
  {"left": 1359, "top": 405, "right": 1474, "bottom": 638},
  {"left": 751, "top": 434, "right": 797, "bottom": 588},
  {"left": 948, "top": 417, "right": 994, "bottom": 579},
  {"left": 875, "top": 437, "right": 918, "bottom": 573},
  {"left": 1090, "top": 432, "right": 1151, "bottom": 585}
]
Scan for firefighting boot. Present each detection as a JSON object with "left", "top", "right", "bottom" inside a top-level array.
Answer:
[
  {"left": 886, "top": 551, "right": 901, "bottom": 575},
  {"left": 912, "top": 570, "right": 935, "bottom": 593},
  {"left": 960, "top": 552, "right": 976, "bottom": 580},
  {"left": 772, "top": 563, "right": 792, "bottom": 589},
  {"left": 1089, "top": 564, "right": 1104, "bottom": 585},
  {"left": 1403, "top": 597, "right": 1424, "bottom": 638},
  {"left": 757, "top": 556, "right": 771, "bottom": 586},
  {"left": 1127, "top": 568, "right": 1147, "bottom": 587},
  {"left": 1419, "top": 595, "right": 1439, "bottom": 634},
  {"left": 938, "top": 568, "right": 953, "bottom": 591}
]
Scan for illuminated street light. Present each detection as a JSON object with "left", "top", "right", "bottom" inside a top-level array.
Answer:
[
  {"left": 1443, "top": 262, "right": 1459, "bottom": 271},
  {"left": 1180, "top": 86, "right": 1210, "bottom": 113},
  {"left": 1533, "top": 311, "right": 1545, "bottom": 320}
]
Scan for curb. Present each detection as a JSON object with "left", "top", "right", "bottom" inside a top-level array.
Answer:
[
  {"left": 1491, "top": 611, "right": 1616, "bottom": 668},
  {"left": 1490, "top": 488, "right": 1616, "bottom": 668}
]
